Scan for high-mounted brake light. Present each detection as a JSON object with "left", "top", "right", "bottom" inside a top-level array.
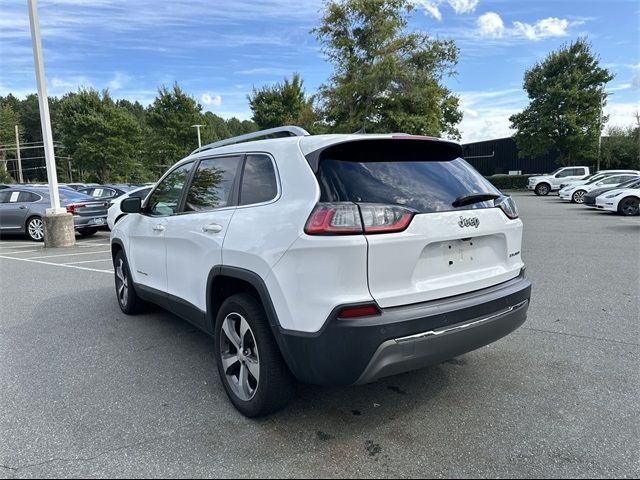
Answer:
[
  {"left": 337, "top": 304, "right": 381, "bottom": 319},
  {"left": 305, "top": 203, "right": 414, "bottom": 235}
]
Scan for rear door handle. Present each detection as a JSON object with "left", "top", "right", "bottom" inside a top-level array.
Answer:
[
  {"left": 202, "top": 224, "right": 223, "bottom": 233},
  {"left": 153, "top": 224, "right": 165, "bottom": 232}
]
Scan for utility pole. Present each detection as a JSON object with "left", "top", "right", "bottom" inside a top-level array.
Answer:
[
  {"left": 15, "top": 125, "right": 24, "bottom": 183},
  {"left": 192, "top": 124, "right": 204, "bottom": 148},
  {"left": 28, "top": 0, "right": 74, "bottom": 246}
]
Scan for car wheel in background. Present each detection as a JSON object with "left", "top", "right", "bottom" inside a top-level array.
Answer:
[
  {"left": 618, "top": 197, "right": 639, "bottom": 216},
  {"left": 214, "top": 293, "right": 295, "bottom": 417},
  {"left": 26, "top": 216, "right": 44, "bottom": 242},
  {"left": 78, "top": 227, "right": 98, "bottom": 237},
  {"left": 535, "top": 183, "right": 550, "bottom": 196},
  {"left": 114, "top": 251, "right": 145, "bottom": 314},
  {"left": 572, "top": 190, "right": 587, "bottom": 204}
]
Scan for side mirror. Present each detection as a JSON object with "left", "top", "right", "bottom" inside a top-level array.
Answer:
[{"left": 121, "top": 196, "right": 142, "bottom": 214}]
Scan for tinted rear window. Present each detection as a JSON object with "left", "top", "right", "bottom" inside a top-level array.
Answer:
[{"left": 318, "top": 157, "right": 500, "bottom": 214}]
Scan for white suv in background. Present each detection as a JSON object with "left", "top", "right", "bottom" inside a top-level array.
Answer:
[
  {"left": 527, "top": 166, "right": 590, "bottom": 196},
  {"left": 110, "top": 127, "right": 532, "bottom": 417}
]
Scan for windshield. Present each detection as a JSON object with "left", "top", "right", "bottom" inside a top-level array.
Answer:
[
  {"left": 586, "top": 174, "right": 607, "bottom": 185},
  {"left": 548, "top": 168, "right": 562, "bottom": 175}
]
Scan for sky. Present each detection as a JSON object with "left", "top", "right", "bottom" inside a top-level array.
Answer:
[{"left": 0, "top": 0, "right": 638, "bottom": 143}]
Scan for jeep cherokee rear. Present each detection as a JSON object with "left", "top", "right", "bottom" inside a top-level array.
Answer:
[{"left": 111, "top": 127, "right": 532, "bottom": 417}]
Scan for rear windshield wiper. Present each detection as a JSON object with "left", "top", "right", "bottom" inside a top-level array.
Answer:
[{"left": 452, "top": 192, "right": 500, "bottom": 208}]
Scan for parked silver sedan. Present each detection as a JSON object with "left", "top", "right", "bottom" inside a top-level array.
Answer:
[{"left": 0, "top": 186, "right": 109, "bottom": 241}]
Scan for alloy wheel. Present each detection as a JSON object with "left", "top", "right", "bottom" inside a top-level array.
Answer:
[
  {"left": 219, "top": 312, "right": 260, "bottom": 402},
  {"left": 28, "top": 218, "right": 44, "bottom": 241},
  {"left": 620, "top": 198, "right": 639, "bottom": 216},
  {"left": 115, "top": 258, "right": 129, "bottom": 307},
  {"left": 573, "top": 190, "right": 586, "bottom": 203}
]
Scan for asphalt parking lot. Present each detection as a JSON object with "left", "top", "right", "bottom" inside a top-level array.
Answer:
[{"left": 1, "top": 192, "right": 638, "bottom": 479}]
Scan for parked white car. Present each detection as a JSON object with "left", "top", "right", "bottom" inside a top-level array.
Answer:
[
  {"left": 559, "top": 173, "right": 640, "bottom": 203},
  {"left": 595, "top": 187, "right": 640, "bottom": 216},
  {"left": 558, "top": 169, "right": 640, "bottom": 190},
  {"left": 111, "top": 127, "right": 531, "bottom": 417},
  {"left": 106, "top": 185, "right": 153, "bottom": 230},
  {"left": 527, "top": 166, "right": 590, "bottom": 196}
]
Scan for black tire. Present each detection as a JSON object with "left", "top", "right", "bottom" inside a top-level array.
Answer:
[
  {"left": 572, "top": 190, "right": 587, "bottom": 204},
  {"left": 25, "top": 216, "right": 45, "bottom": 242},
  {"left": 618, "top": 196, "right": 640, "bottom": 216},
  {"left": 78, "top": 227, "right": 98, "bottom": 237},
  {"left": 214, "top": 293, "right": 295, "bottom": 417},
  {"left": 114, "top": 250, "right": 145, "bottom": 314},
  {"left": 535, "top": 183, "right": 551, "bottom": 196}
]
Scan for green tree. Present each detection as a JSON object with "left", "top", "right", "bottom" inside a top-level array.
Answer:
[
  {"left": 601, "top": 123, "right": 640, "bottom": 170},
  {"left": 248, "top": 73, "right": 320, "bottom": 131},
  {"left": 314, "top": 0, "right": 462, "bottom": 137},
  {"left": 146, "top": 83, "right": 203, "bottom": 173},
  {"left": 510, "top": 39, "right": 614, "bottom": 165},
  {"left": 58, "top": 89, "right": 143, "bottom": 182},
  {"left": 0, "top": 103, "right": 23, "bottom": 182}
]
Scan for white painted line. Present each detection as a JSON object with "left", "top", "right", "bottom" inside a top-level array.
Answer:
[
  {"left": 0, "top": 249, "right": 42, "bottom": 255},
  {"left": 25, "top": 250, "right": 111, "bottom": 260},
  {"left": 0, "top": 254, "right": 113, "bottom": 274},
  {"left": 64, "top": 258, "right": 112, "bottom": 265},
  {"left": 78, "top": 243, "right": 110, "bottom": 248},
  {"left": 0, "top": 243, "right": 39, "bottom": 249}
]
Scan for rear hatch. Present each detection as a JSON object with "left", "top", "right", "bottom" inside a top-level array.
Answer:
[{"left": 314, "top": 138, "right": 524, "bottom": 308}]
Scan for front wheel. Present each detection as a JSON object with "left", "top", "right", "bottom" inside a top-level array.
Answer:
[
  {"left": 114, "top": 251, "right": 145, "bottom": 314},
  {"left": 535, "top": 183, "right": 550, "bottom": 196},
  {"left": 214, "top": 293, "right": 295, "bottom": 417},
  {"left": 618, "top": 197, "right": 639, "bottom": 216},
  {"left": 572, "top": 190, "right": 587, "bottom": 204},
  {"left": 26, "top": 216, "right": 44, "bottom": 242}
]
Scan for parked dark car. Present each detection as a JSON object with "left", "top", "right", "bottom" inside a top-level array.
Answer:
[
  {"left": 583, "top": 177, "right": 640, "bottom": 206},
  {"left": 77, "top": 184, "right": 140, "bottom": 201},
  {"left": 0, "top": 186, "right": 109, "bottom": 241}
]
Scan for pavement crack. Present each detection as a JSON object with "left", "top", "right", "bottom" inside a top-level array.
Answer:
[
  {"left": 522, "top": 326, "right": 640, "bottom": 347},
  {"left": 16, "top": 436, "right": 162, "bottom": 472},
  {"left": 0, "top": 465, "right": 18, "bottom": 471}
]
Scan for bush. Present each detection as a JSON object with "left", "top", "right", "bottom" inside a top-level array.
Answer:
[{"left": 485, "top": 175, "right": 535, "bottom": 190}]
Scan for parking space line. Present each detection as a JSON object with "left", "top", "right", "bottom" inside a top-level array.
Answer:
[
  {"left": 0, "top": 243, "right": 39, "bottom": 249},
  {"left": 0, "top": 254, "right": 113, "bottom": 274},
  {"left": 64, "top": 258, "right": 112, "bottom": 265},
  {"left": 25, "top": 250, "right": 111, "bottom": 260},
  {"left": 0, "top": 249, "right": 42, "bottom": 254}
]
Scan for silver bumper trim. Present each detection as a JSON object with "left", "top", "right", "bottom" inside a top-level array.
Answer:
[{"left": 393, "top": 300, "right": 529, "bottom": 344}]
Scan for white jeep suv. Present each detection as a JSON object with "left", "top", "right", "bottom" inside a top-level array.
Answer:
[{"left": 111, "top": 127, "right": 532, "bottom": 417}]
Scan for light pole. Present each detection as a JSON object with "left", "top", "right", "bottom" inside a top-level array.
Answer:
[
  {"left": 14, "top": 125, "right": 24, "bottom": 183},
  {"left": 192, "top": 124, "right": 205, "bottom": 149},
  {"left": 597, "top": 89, "right": 613, "bottom": 173},
  {"left": 27, "top": 0, "right": 75, "bottom": 246}
]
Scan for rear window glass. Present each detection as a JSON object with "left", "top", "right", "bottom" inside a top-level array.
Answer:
[{"left": 318, "top": 157, "right": 500, "bottom": 214}]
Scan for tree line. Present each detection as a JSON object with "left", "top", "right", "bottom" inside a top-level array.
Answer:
[{"left": 0, "top": 0, "right": 638, "bottom": 184}]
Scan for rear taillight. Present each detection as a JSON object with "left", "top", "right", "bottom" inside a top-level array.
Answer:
[
  {"left": 337, "top": 304, "right": 381, "bottom": 319},
  {"left": 66, "top": 203, "right": 80, "bottom": 215},
  {"left": 495, "top": 196, "right": 519, "bottom": 219},
  {"left": 304, "top": 203, "right": 414, "bottom": 235}
]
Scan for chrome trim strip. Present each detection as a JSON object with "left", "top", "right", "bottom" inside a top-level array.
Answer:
[{"left": 393, "top": 300, "right": 529, "bottom": 344}]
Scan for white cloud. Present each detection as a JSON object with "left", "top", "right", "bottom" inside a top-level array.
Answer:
[
  {"left": 477, "top": 12, "right": 505, "bottom": 38},
  {"left": 201, "top": 93, "right": 222, "bottom": 106},
  {"left": 477, "top": 14, "right": 579, "bottom": 41},
  {"left": 416, "top": 0, "right": 443, "bottom": 21},
  {"left": 107, "top": 72, "right": 130, "bottom": 91},
  {"left": 448, "top": 0, "right": 478, "bottom": 15},
  {"left": 513, "top": 17, "right": 569, "bottom": 40}
]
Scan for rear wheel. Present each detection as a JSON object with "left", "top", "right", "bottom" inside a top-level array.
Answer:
[
  {"left": 114, "top": 251, "right": 144, "bottom": 314},
  {"left": 618, "top": 197, "right": 639, "bottom": 216},
  {"left": 535, "top": 183, "right": 550, "bottom": 196},
  {"left": 572, "top": 190, "right": 587, "bottom": 204},
  {"left": 78, "top": 227, "right": 98, "bottom": 237},
  {"left": 214, "top": 293, "right": 295, "bottom": 417},
  {"left": 26, "top": 216, "right": 44, "bottom": 242}
]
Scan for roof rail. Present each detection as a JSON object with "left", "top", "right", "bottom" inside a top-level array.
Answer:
[{"left": 191, "top": 125, "right": 310, "bottom": 154}]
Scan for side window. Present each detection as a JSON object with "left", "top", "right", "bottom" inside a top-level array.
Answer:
[
  {"left": 145, "top": 162, "right": 194, "bottom": 216},
  {"left": 185, "top": 156, "right": 241, "bottom": 212},
  {"left": 577, "top": 168, "right": 587, "bottom": 176},
  {"left": 602, "top": 176, "right": 622, "bottom": 185},
  {"left": 240, "top": 154, "right": 278, "bottom": 206},
  {"left": 556, "top": 169, "right": 570, "bottom": 178},
  {"left": 17, "top": 192, "right": 41, "bottom": 202},
  {"left": 0, "top": 191, "right": 11, "bottom": 203}
]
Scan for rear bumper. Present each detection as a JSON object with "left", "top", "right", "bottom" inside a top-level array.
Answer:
[
  {"left": 275, "top": 270, "right": 532, "bottom": 386},
  {"left": 73, "top": 215, "right": 108, "bottom": 229}
]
